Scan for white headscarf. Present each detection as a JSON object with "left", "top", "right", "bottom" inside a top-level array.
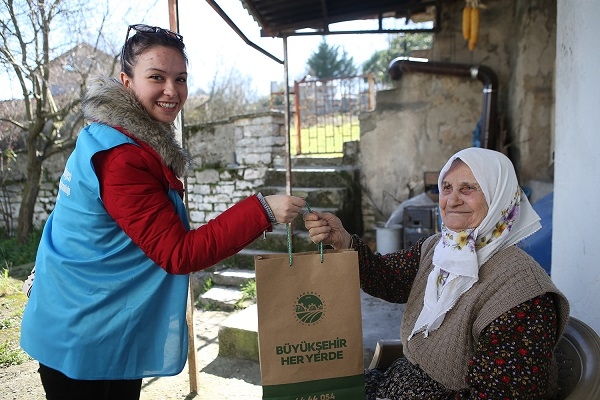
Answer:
[{"left": 409, "top": 148, "right": 541, "bottom": 339}]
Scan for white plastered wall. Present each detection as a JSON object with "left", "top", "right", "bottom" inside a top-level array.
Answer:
[{"left": 553, "top": 0, "right": 600, "bottom": 333}]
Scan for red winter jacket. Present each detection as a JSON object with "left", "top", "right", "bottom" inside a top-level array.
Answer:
[{"left": 93, "top": 140, "right": 270, "bottom": 275}]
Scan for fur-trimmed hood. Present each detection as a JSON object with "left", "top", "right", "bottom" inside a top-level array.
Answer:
[{"left": 81, "top": 76, "right": 191, "bottom": 177}]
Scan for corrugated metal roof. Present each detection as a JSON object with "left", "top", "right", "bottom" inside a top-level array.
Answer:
[{"left": 237, "top": 0, "right": 441, "bottom": 37}]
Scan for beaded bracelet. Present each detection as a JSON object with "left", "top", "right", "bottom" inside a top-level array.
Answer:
[{"left": 256, "top": 192, "right": 277, "bottom": 223}]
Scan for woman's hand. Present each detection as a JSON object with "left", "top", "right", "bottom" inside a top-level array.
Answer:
[
  {"left": 264, "top": 195, "right": 305, "bottom": 224},
  {"left": 303, "top": 211, "right": 352, "bottom": 249}
]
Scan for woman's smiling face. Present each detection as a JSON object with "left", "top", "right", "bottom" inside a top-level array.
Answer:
[
  {"left": 439, "top": 159, "right": 489, "bottom": 231},
  {"left": 120, "top": 45, "right": 188, "bottom": 124}
]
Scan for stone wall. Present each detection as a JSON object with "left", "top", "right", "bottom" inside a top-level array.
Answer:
[
  {"left": 0, "top": 181, "right": 58, "bottom": 235},
  {"left": 0, "top": 150, "right": 69, "bottom": 235},
  {"left": 0, "top": 111, "right": 287, "bottom": 232},
  {"left": 185, "top": 112, "right": 286, "bottom": 227},
  {"left": 358, "top": 0, "right": 557, "bottom": 230}
]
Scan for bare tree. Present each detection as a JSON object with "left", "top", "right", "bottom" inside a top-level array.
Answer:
[
  {"left": 184, "top": 64, "right": 267, "bottom": 124},
  {"left": 0, "top": 133, "right": 18, "bottom": 236},
  {"left": 0, "top": 0, "right": 118, "bottom": 242}
]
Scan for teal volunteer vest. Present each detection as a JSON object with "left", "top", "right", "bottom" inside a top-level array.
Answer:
[{"left": 21, "top": 122, "right": 190, "bottom": 380}]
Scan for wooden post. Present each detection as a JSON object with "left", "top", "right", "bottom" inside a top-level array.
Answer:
[
  {"left": 168, "top": 0, "right": 178, "bottom": 34},
  {"left": 186, "top": 279, "right": 200, "bottom": 394},
  {"left": 167, "top": 0, "right": 199, "bottom": 394}
]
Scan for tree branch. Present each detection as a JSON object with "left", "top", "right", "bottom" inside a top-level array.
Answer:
[{"left": 0, "top": 117, "right": 27, "bottom": 130}]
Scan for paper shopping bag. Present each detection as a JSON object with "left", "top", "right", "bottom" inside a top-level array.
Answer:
[{"left": 255, "top": 249, "right": 365, "bottom": 400}]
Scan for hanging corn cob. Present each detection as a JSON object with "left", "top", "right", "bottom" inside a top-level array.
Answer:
[
  {"left": 469, "top": 6, "right": 480, "bottom": 50},
  {"left": 462, "top": 5, "right": 472, "bottom": 40},
  {"left": 463, "top": 0, "right": 480, "bottom": 51}
]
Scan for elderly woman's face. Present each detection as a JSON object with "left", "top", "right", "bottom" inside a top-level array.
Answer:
[{"left": 439, "top": 160, "right": 489, "bottom": 231}]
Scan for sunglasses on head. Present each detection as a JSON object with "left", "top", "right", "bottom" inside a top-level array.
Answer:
[{"left": 124, "top": 24, "right": 184, "bottom": 44}]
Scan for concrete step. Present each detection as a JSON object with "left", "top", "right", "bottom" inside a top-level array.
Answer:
[
  {"left": 197, "top": 285, "right": 253, "bottom": 311},
  {"left": 290, "top": 156, "right": 345, "bottom": 167},
  {"left": 195, "top": 268, "right": 257, "bottom": 311},
  {"left": 216, "top": 248, "right": 282, "bottom": 270},
  {"left": 212, "top": 268, "right": 255, "bottom": 287},
  {"left": 263, "top": 165, "right": 359, "bottom": 188},
  {"left": 218, "top": 304, "right": 260, "bottom": 361},
  {"left": 259, "top": 186, "right": 349, "bottom": 209}
]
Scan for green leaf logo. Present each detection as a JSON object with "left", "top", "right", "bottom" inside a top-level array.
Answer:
[{"left": 294, "top": 292, "right": 325, "bottom": 325}]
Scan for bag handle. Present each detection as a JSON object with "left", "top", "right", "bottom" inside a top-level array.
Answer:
[{"left": 286, "top": 202, "right": 324, "bottom": 266}]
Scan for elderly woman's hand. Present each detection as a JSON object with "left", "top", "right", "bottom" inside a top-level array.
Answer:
[{"left": 303, "top": 211, "right": 352, "bottom": 249}]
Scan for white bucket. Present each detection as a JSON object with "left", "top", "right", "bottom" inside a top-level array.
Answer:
[{"left": 375, "top": 223, "right": 403, "bottom": 254}]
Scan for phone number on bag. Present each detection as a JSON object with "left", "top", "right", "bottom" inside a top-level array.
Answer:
[{"left": 295, "top": 394, "right": 336, "bottom": 400}]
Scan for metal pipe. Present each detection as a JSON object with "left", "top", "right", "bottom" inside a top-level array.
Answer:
[
  {"left": 283, "top": 37, "right": 292, "bottom": 197},
  {"left": 205, "top": 0, "right": 283, "bottom": 64},
  {"left": 387, "top": 57, "right": 499, "bottom": 149}
]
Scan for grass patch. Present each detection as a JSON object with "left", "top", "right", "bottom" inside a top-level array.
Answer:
[
  {"left": 0, "top": 229, "right": 41, "bottom": 276},
  {"left": 0, "top": 229, "right": 40, "bottom": 368},
  {"left": 0, "top": 269, "right": 30, "bottom": 367},
  {"left": 202, "top": 276, "right": 213, "bottom": 293},
  {"left": 195, "top": 276, "right": 218, "bottom": 310},
  {"left": 235, "top": 279, "right": 256, "bottom": 309},
  {"left": 290, "top": 118, "right": 360, "bottom": 156}
]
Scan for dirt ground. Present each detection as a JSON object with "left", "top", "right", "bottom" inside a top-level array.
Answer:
[{"left": 0, "top": 309, "right": 264, "bottom": 400}]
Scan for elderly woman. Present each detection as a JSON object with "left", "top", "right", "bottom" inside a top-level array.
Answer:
[{"left": 304, "top": 147, "right": 569, "bottom": 399}]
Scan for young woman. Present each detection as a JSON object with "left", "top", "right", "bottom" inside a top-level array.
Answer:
[
  {"left": 305, "top": 147, "right": 569, "bottom": 399},
  {"left": 20, "top": 24, "right": 305, "bottom": 400}
]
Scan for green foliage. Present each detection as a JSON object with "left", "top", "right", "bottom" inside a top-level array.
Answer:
[
  {"left": 306, "top": 39, "right": 358, "bottom": 79},
  {"left": 0, "top": 228, "right": 41, "bottom": 275},
  {"left": 1, "top": 148, "right": 16, "bottom": 165},
  {"left": 0, "top": 268, "right": 13, "bottom": 296},
  {"left": 196, "top": 301, "right": 218, "bottom": 311},
  {"left": 202, "top": 277, "right": 214, "bottom": 293},
  {"left": 195, "top": 276, "right": 216, "bottom": 311},
  {"left": 240, "top": 279, "right": 256, "bottom": 297},
  {"left": 0, "top": 341, "right": 28, "bottom": 367},
  {"left": 0, "top": 269, "right": 30, "bottom": 367},
  {"left": 362, "top": 33, "right": 433, "bottom": 84},
  {"left": 235, "top": 279, "right": 256, "bottom": 309},
  {"left": 0, "top": 230, "right": 38, "bottom": 368}
]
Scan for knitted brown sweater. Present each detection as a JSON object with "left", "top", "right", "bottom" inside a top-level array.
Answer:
[{"left": 400, "top": 234, "right": 570, "bottom": 393}]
